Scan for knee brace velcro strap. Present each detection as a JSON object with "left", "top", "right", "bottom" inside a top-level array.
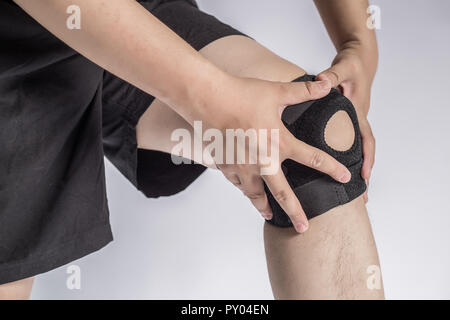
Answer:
[{"left": 264, "top": 74, "right": 367, "bottom": 228}]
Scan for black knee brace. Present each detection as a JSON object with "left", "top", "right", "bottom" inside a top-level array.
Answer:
[{"left": 264, "top": 74, "right": 366, "bottom": 227}]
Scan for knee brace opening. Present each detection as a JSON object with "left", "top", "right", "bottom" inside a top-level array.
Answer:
[{"left": 324, "top": 110, "right": 355, "bottom": 152}]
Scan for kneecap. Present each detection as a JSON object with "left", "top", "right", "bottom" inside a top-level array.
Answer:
[{"left": 264, "top": 74, "right": 366, "bottom": 228}]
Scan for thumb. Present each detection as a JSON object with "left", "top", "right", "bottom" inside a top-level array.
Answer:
[
  {"left": 278, "top": 79, "right": 331, "bottom": 106},
  {"left": 317, "top": 62, "right": 353, "bottom": 88}
]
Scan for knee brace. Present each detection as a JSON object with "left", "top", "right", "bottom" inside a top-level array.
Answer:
[{"left": 264, "top": 74, "right": 366, "bottom": 228}]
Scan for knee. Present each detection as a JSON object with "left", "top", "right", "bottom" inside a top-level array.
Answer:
[{"left": 264, "top": 75, "right": 366, "bottom": 228}]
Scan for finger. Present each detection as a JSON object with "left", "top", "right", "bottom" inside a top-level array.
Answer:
[
  {"left": 285, "top": 132, "right": 351, "bottom": 184},
  {"left": 363, "top": 179, "right": 370, "bottom": 203},
  {"left": 240, "top": 174, "right": 273, "bottom": 220},
  {"left": 363, "top": 190, "right": 368, "bottom": 203},
  {"left": 360, "top": 125, "right": 376, "bottom": 180},
  {"left": 222, "top": 172, "right": 243, "bottom": 189},
  {"left": 361, "top": 141, "right": 375, "bottom": 180},
  {"left": 316, "top": 62, "right": 354, "bottom": 88},
  {"left": 278, "top": 80, "right": 331, "bottom": 106},
  {"left": 262, "top": 171, "right": 308, "bottom": 233}
]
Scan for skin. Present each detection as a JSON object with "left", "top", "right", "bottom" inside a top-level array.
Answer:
[
  {"left": 139, "top": 35, "right": 384, "bottom": 299},
  {"left": 13, "top": 0, "right": 352, "bottom": 234},
  {"left": 1, "top": 0, "right": 381, "bottom": 299},
  {"left": 0, "top": 278, "right": 34, "bottom": 300}
]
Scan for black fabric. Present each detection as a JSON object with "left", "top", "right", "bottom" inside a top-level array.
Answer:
[
  {"left": 282, "top": 100, "right": 315, "bottom": 126},
  {"left": 102, "top": 71, "right": 155, "bottom": 186},
  {"left": 147, "top": 0, "right": 248, "bottom": 51},
  {"left": 264, "top": 75, "right": 367, "bottom": 227},
  {"left": 0, "top": 0, "right": 112, "bottom": 284},
  {"left": 0, "top": 0, "right": 248, "bottom": 284}
]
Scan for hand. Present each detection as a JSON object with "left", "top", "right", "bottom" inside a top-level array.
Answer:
[
  {"left": 197, "top": 74, "right": 352, "bottom": 233},
  {"left": 316, "top": 44, "right": 377, "bottom": 203}
]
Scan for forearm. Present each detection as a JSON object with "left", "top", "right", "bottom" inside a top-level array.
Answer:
[
  {"left": 14, "top": 0, "right": 225, "bottom": 122},
  {"left": 313, "top": 0, "right": 378, "bottom": 77}
]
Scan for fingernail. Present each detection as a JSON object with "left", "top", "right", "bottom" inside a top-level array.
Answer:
[
  {"left": 261, "top": 210, "right": 273, "bottom": 220},
  {"left": 295, "top": 222, "right": 308, "bottom": 233},
  {"left": 340, "top": 171, "right": 352, "bottom": 183},
  {"left": 263, "top": 213, "right": 273, "bottom": 220}
]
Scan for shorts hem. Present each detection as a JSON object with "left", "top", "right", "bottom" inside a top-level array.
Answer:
[{"left": 0, "top": 222, "right": 113, "bottom": 285}]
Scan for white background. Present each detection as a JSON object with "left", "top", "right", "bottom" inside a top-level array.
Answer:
[{"left": 31, "top": 0, "right": 450, "bottom": 299}]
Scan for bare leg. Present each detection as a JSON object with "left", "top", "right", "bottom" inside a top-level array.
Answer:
[
  {"left": 0, "top": 277, "right": 34, "bottom": 300},
  {"left": 264, "top": 197, "right": 384, "bottom": 300},
  {"left": 137, "top": 35, "right": 384, "bottom": 299}
]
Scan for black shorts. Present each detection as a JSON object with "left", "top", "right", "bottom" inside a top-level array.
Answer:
[{"left": 0, "top": 0, "right": 247, "bottom": 284}]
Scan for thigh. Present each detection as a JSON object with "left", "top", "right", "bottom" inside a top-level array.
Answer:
[{"left": 200, "top": 35, "right": 305, "bottom": 81}]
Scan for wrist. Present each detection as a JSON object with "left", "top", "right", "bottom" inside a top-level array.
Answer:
[
  {"left": 339, "top": 39, "right": 378, "bottom": 79},
  {"left": 165, "top": 59, "right": 232, "bottom": 125},
  {"left": 179, "top": 64, "right": 234, "bottom": 126}
]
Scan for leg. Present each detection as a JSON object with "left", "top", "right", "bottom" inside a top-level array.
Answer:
[
  {"left": 0, "top": 277, "right": 34, "bottom": 300},
  {"left": 264, "top": 198, "right": 383, "bottom": 300},
  {"left": 136, "top": 35, "right": 384, "bottom": 299}
]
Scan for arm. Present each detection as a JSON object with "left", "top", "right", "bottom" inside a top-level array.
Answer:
[
  {"left": 314, "top": 0, "right": 378, "bottom": 202},
  {"left": 314, "top": 0, "right": 378, "bottom": 80},
  {"left": 14, "top": 0, "right": 221, "bottom": 121}
]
